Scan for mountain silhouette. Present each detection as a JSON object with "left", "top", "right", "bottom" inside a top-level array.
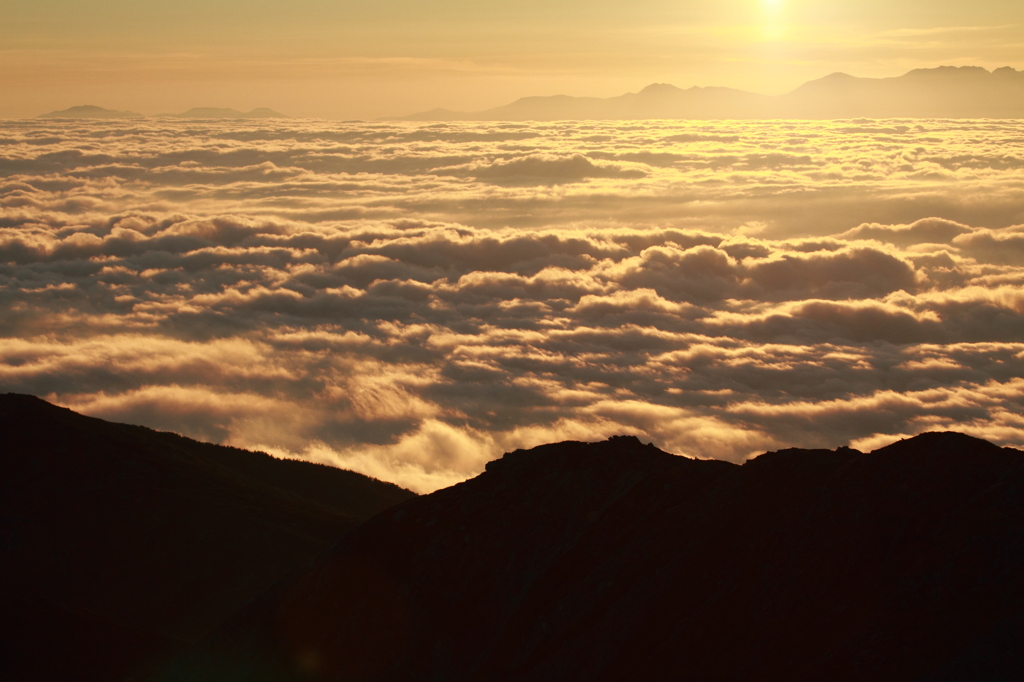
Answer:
[
  {"left": 37, "top": 105, "right": 144, "bottom": 119},
  {"left": 399, "top": 66, "right": 1024, "bottom": 120},
  {"left": 0, "top": 394, "right": 414, "bottom": 682},
  {"left": 166, "top": 432, "right": 1024, "bottom": 681}
]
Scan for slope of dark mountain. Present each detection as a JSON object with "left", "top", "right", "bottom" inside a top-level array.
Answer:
[
  {"left": 0, "top": 394, "right": 413, "bottom": 682},
  {"left": 399, "top": 65, "right": 1024, "bottom": 120},
  {"left": 166, "top": 431, "right": 1024, "bottom": 681},
  {"left": 38, "top": 104, "right": 144, "bottom": 119}
]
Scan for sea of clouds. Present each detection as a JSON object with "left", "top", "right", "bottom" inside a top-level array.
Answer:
[{"left": 2, "top": 117, "right": 1024, "bottom": 491}]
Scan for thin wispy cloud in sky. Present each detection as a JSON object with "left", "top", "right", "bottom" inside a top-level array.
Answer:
[{"left": 2, "top": 118, "right": 1023, "bottom": 491}]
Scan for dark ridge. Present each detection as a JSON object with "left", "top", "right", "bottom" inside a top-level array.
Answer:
[
  {"left": 166, "top": 431, "right": 1024, "bottom": 681},
  {"left": 873, "top": 429, "right": 1006, "bottom": 457},
  {"left": 0, "top": 394, "right": 415, "bottom": 682},
  {"left": 398, "top": 65, "right": 1024, "bottom": 120}
]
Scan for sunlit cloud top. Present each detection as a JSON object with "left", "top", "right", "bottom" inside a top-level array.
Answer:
[{"left": 2, "top": 117, "right": 1024, "bottom": 491}]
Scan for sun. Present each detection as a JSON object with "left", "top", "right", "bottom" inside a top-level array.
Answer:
[{"left": 759, "top": 0, "right": 786, "bottom": 38}]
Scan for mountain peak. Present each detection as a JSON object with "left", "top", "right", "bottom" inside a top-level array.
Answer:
[
  {"left": 638, "top": 83, "right": 685, "bottom": 95},
  {"left": 484, "top": 434, "right": 675, "bottom": 477},
  {"left": 904, "top": 64, "right": 993, "bottom": 79},
  {"left": 874, "top": 430, "right": 1008, "bottom": 456},
  {"left": 399, "top": 65, "right": 1024, "bottom": 121},
  {"left": 37, "top": 104, "right": 143, "bottom": 119}
]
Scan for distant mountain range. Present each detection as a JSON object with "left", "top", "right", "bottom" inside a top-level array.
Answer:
[
  {"left": 37, "top": 104, "right": 145, "bottom": 119},
  {"left": 0, "top": 394, "right": 412, "bottom": 682},
  {"left": 37, "top": 105, "right": 287, "bottom": 119},
  {"left": 34, "top": 66, "right": 1024, "bottom": 123},
  {"left": 400, "top": 66, "right": 1024, "bottom": 120}
]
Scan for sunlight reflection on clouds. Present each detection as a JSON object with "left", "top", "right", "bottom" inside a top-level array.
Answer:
[{"left": 2, "top": 117, "right": 1023, "bottom": 491}]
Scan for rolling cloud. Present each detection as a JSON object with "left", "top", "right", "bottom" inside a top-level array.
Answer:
[{"left": 2, "top": 117, "right": 1024, "bottom": 491}]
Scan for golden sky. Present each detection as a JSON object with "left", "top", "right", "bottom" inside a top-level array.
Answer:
[{"left": 2, "top": 0, "right": 1023, "bottom": 118}]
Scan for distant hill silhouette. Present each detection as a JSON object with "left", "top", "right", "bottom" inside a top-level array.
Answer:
[
  {"left": 0, "top": 394, "right": 413, "bottom": 682},
  {"left": 166, "top": 432, "right": 1024, "bottom": 681},
  {"left": 38, "top": 105, "right": 144, "bottom": 119},
  {"left": 399, "top": 66, "right": 1024, "bottom": 120},
  {"left": 35, "top": 106, "right": 288, "bottom": 119},
  {"left": 171, "top": 107, "right": 287, "bottom": 119}
]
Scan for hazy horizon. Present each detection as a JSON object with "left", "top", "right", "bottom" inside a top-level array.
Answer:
[
  {"left": 18, "top": 64, "right": 1024, "bottom": 121},
  {"left": 3, "top": 0, "right": 1023, "bottom": 119}
]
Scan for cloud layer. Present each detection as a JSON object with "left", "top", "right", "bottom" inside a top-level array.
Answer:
[{"left": 3, "top": 117, "right": 1024, "bottom": 491}]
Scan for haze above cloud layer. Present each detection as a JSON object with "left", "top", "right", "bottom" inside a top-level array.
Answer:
[
  {"left": 3, "top": 118, "right": 1024, "bottom": 491},
  {"left": 2, "top": 0, "right": 1022, "bottom": 118}
]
